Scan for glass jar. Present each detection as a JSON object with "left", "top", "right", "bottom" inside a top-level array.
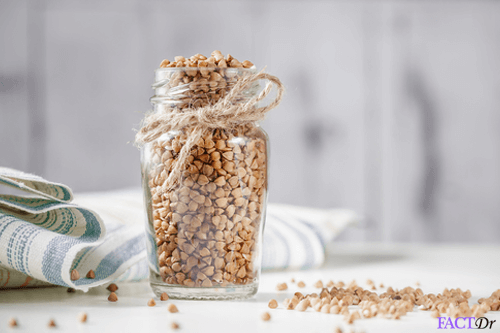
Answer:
[{"left": 141, "top": 66, "right": 268, "bottom": 300}]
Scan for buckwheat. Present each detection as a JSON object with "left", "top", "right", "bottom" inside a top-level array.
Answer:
[
  {"left": 314, "top": 280, "right": 323, "bottom": 288},
  {"left": 160, "top": 59, "right": 170, "bottom": 68},
  {"left": 70, "top": 269, "right": 80, "bottom": 281},
  {"left": 107, "top": 283, "right": 118, "bottom": 292},
  {"left": 168, "top": 304, "right": 179, "bottom": 313},
  {"left": 8, "top": 318, "right": 17, "bottom": 328},
  {"left": 321, "top": 304, "right": 331, "bottom": 313},
  {"left": 161, "top": 292, "right": 169, "bottom": 301},
  {"left": 287, "top": 301, "right": 297, "bottom": 310},
  {"left": 261, "top": 312, "right": 271, "bottom": 321},
  {"left": 108, "top": 292, "right": 118, "bottom": 302},
  {"left": 276, "top": 283, "right": 288, "bottom": 291},
  {"left": 330, "top": 305, "right": 341, "bottom": 314},
  {"left": 86, "top": 270, "right": 95, "bottom": 279},
  {"left": 268, "top": 299, "right": 278, "bottom": 309},
  {"left": 78, "top": 312, "right": 88, "bottom": 323},
  {"left": 242, "top": 60, "right": 254, "bottom": 68},
  {"left": 296, "top": 299, "right": 310, "bottom": 312}
]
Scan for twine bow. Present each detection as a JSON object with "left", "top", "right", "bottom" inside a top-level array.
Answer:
[{"left": 135, "top": 69, "right": 285, "bottom": 190}]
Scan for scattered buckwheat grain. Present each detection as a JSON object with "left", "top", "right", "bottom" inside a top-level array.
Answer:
[
  {"left": 314, "top": 280, "right": 323, "bottom": 288},
  {"left": 108, "top": 292, "right": 118, "bottom": 302},
  {"left": 268, "top": 299, "right": 278, "bottom": 309},
  {"left": 261, "top": 312, "right": 271, "bottom": 321},
  {"left": 161, "top": 292, "right": 169, "bottom": 301},
  {"left": 168, "top": 304, "right": 179, "bottom": 313},
  {"left": 8, "top": 318, "right": 17, "bottom": 328},
  {"left": 86, "top": 270, "right": 95, "bottom": 279},
  {"left": 78, "top": 312, "right": 87, "bottom": 323},
  {"left": 274, "top": 278, "right": 496, "bottom": 323},
  {"left": 148, "top": 298, "right": 156, "bottom": 307},
  {"left": 276, "top": 283, "right": 288, "bottom": 291},
  {"left": 107, "top": 283, "right": 118, "bottom": 292},
  {"left": 70, "top": 269, "right": 80, "bottom": 281}
]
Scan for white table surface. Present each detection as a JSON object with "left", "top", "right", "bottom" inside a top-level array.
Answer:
[{"left": 1, "top": 243, "right": 499, "bottom": 333}]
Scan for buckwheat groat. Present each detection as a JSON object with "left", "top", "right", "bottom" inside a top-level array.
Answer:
[
  {"left": 261, "top": 312, "right": 271, "bottom": 321},
  {"left": 276, "top": 282, "right": 288, "bottom": 291},
  {"left": 167, "top": 304, "right": 179, "bottom": 313},
  {"left": 78, "top": 312, "right": 88, "bottom": 323},
  {"left": 8, "top": 318, "right": 17, "bottom": 328},
  {"left": 108, "top": 292, "right": 118, "bottom": 302},
  {"left": 70, "top": 269, "right": 80, "bottom": 281},
  {"left": 86, "top": 270, "right": 95, "bottom": 279},
  {"left": 268, "top": 299, "right": 278, "bottom": 309},
  {"left": 107, "top": 283, "right": 118, "bottom": 292}
]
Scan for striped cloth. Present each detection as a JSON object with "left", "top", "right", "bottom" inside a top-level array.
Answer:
[{"left": 0, "top": 167, "right": 359, "bottom": 291}]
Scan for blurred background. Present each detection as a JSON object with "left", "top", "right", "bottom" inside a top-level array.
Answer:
[{"left": 1, "top": 0, "right": 499, "bottom": 243}]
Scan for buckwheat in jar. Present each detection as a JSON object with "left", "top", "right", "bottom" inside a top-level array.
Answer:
[{"left": 136, "top": 51, "right": 284, "bottom": 299}]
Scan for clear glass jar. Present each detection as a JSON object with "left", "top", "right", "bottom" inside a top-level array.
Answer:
[{"left": 141, "top": 66, "right": 268, "bottom": 300}]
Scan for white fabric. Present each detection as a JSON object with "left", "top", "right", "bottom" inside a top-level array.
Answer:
[{"left": 0, "top": 167, "right": 359, "bottom": 290}]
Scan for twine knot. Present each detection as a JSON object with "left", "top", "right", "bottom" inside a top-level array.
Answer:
[{"left": 135, "top": 69, "right": 285, "bottom": 190}]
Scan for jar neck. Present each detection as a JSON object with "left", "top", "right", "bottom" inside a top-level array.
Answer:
[{"left": 151, "top": 67, "right": 259, "bottom": 113}]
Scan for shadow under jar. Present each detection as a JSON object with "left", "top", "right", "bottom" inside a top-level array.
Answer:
[{"left": 141, "top": 66, "right": 268, "bottom": 300}]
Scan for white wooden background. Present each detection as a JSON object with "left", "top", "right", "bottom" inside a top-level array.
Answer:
[{"left": 1, "top": 0, "right": 500, "bottom": 242}]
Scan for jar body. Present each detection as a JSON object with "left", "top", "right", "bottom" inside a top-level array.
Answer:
[
  {"left": 141, "top": 67, "right": 268, "bottom": 299},
  {"left": 141, "top": 127, "right": 268, "bottom": 299}
]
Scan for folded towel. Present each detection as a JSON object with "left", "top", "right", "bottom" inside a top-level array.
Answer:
[{"left": 0, "top": 167, "right": 359, "bottom": 291}]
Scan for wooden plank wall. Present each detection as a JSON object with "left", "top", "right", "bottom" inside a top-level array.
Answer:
[
  {"left": 0, "top": 1, "right": 29, "bottom": 172},
  {"left": 1, "top": 0, "right": 499, "bottom": 242}
]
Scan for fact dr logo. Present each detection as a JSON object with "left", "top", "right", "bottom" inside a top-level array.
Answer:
[{"left": 438, "top": 316, "right": 496, "bottom": 329}]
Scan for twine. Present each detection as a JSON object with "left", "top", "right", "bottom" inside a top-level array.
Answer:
[{"left": 135, "top": 69, "right": 285, "bottom": 190}]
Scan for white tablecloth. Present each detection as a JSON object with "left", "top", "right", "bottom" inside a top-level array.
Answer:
[{"left": 0, "top": 243, "right": 498, "bottom": 333}]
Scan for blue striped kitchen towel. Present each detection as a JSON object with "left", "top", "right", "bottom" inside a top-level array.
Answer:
[{"left": 0, "top": 167, "right": 359, "bottom": 290}]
